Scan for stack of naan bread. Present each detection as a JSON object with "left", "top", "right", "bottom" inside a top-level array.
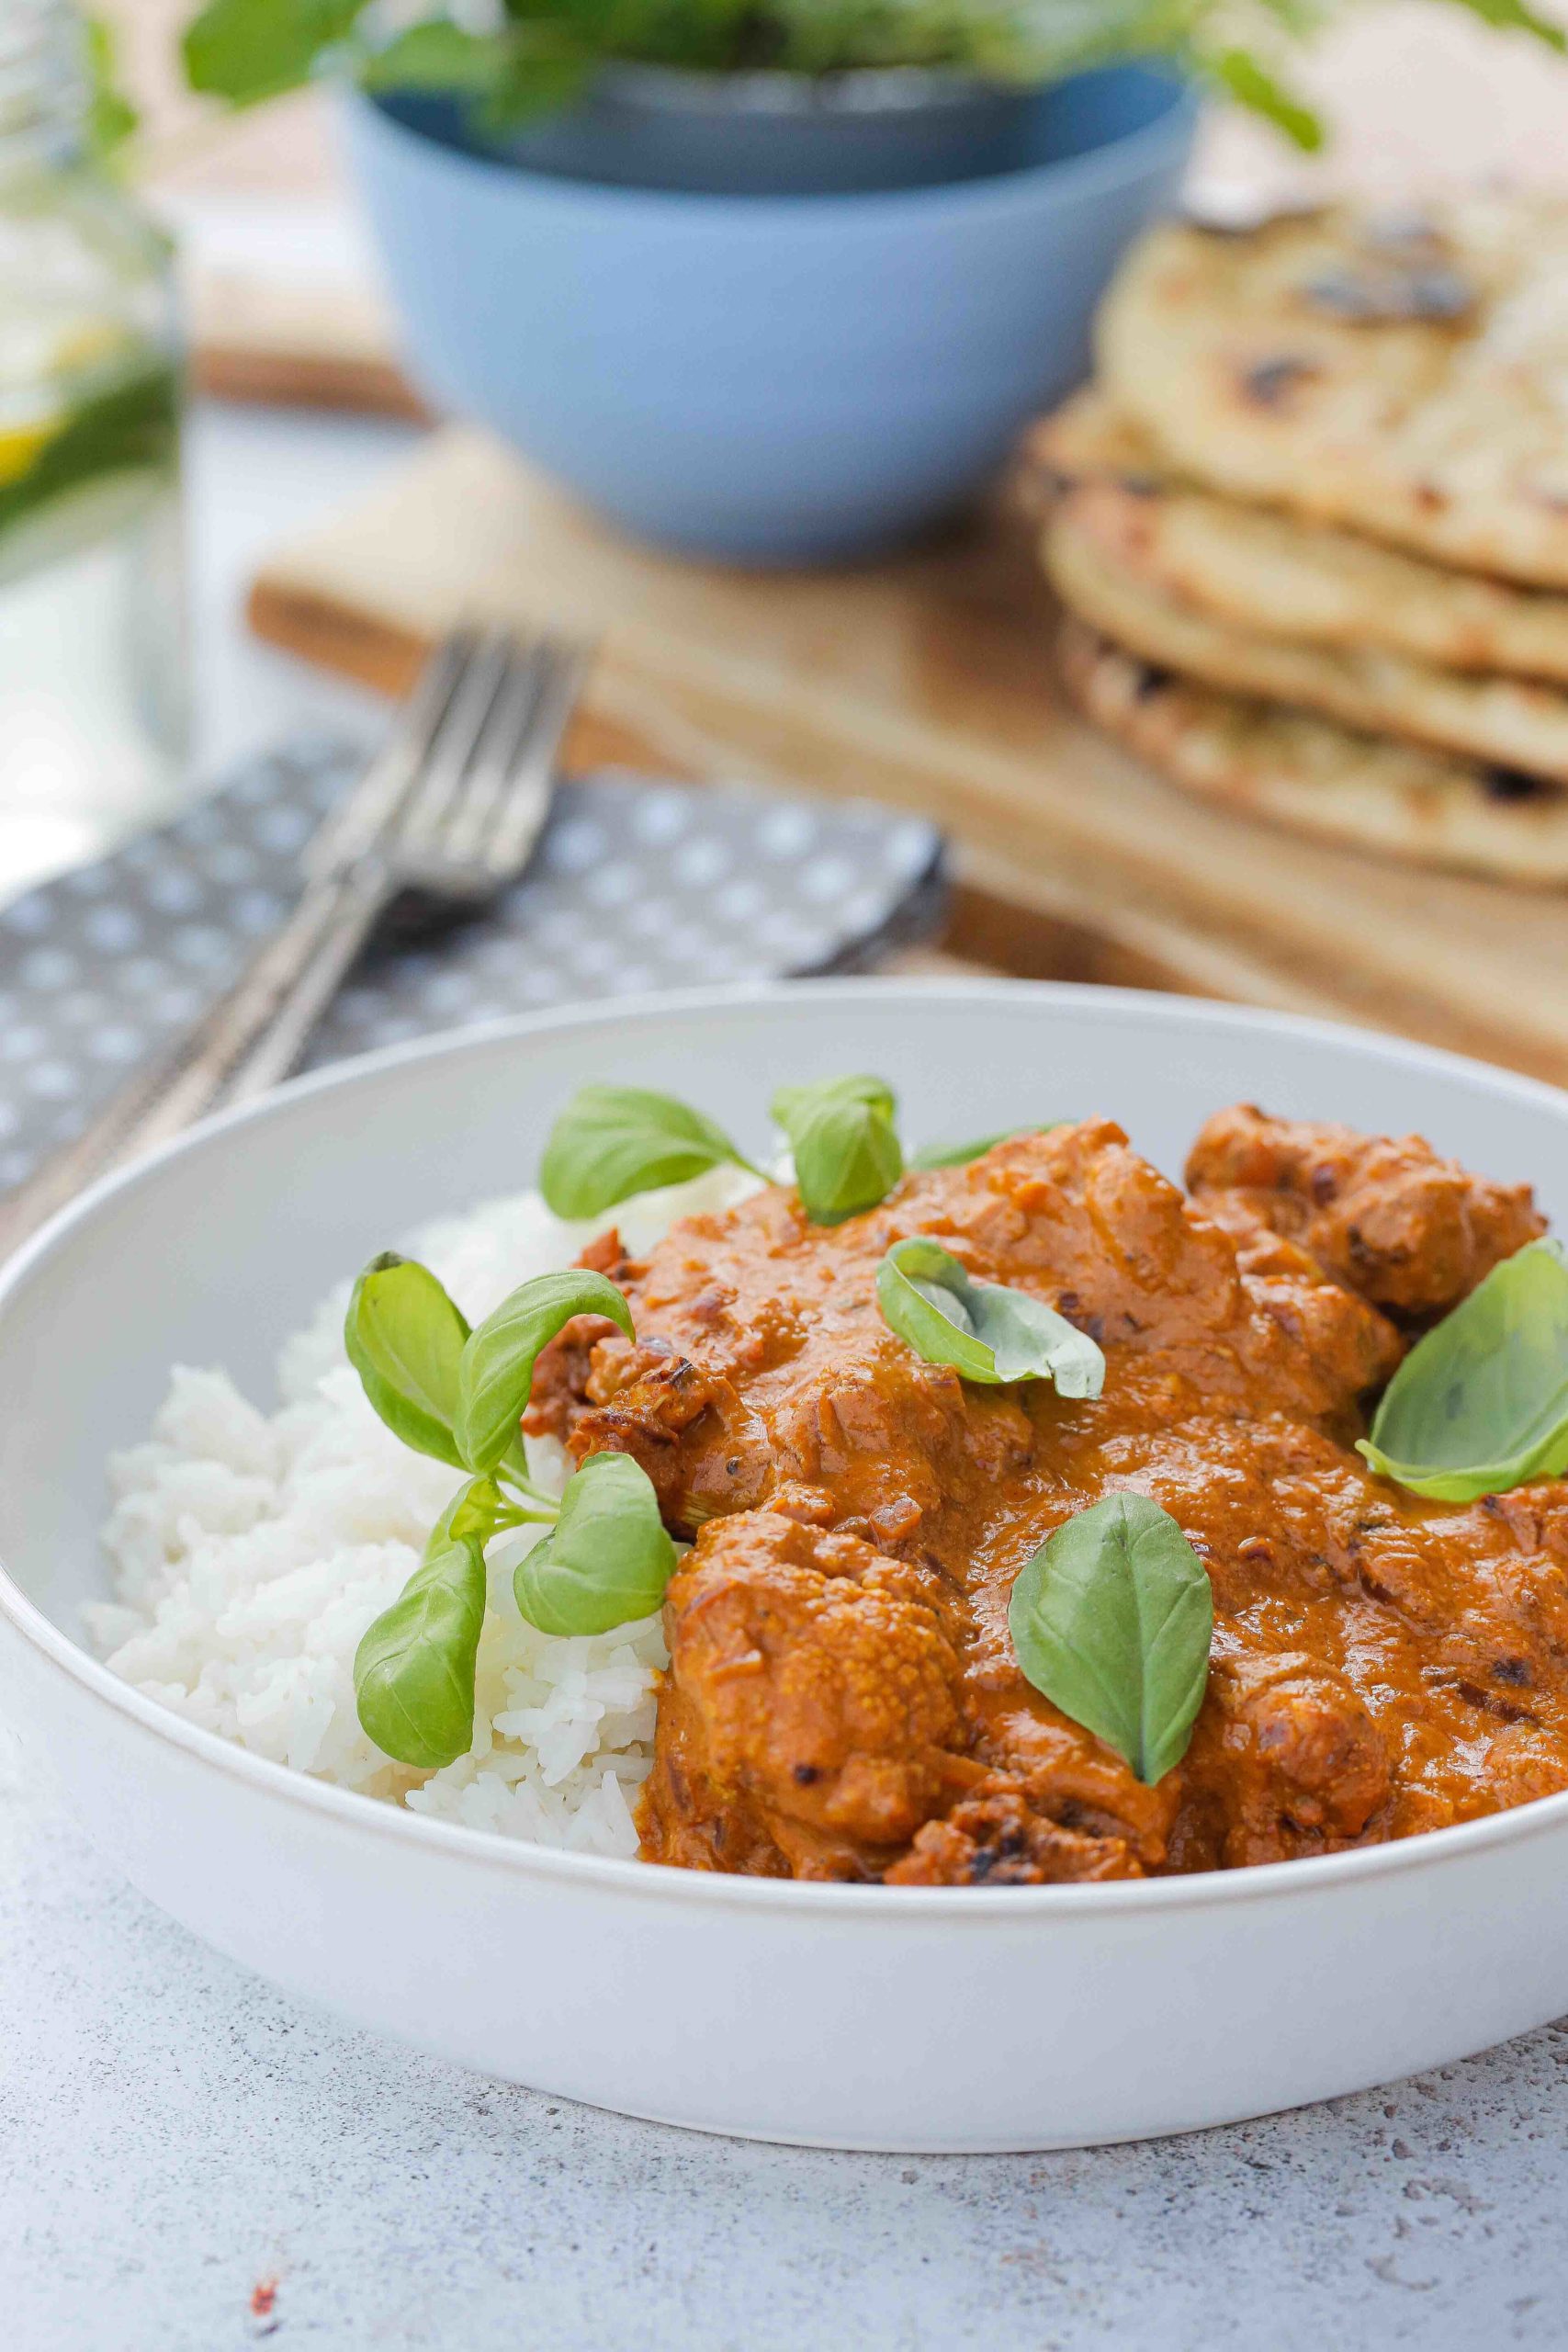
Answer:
[{"left": 1033, "top": 197, "right": 1568, "bottom": 884}]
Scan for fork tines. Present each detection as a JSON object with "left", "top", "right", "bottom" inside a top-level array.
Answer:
[{"left": 311, "top": 627, "right": 592, "bottom": 902}]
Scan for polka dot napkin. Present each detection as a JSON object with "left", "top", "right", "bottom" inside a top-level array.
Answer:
[{"left": 0, "top": 736, "right": 945, "bottom": 1193}]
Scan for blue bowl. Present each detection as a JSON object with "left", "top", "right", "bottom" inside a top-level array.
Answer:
[{"left": 342, "top": 67, "right": 1196, "bottom": 565}]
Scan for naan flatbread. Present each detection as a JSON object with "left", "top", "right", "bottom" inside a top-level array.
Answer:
[
  {"left": 1096, "top": 200, "right": 1568, "bottom": 588},
  {"left": 1028, "top": 391, "right": 1568, "bottom": 685},
  {"left": 1056, "top": 621, "right": 1568, "bottom": 888},
  {"left": 1047, "top": 505, "right": 1568, "bottom": 786}
]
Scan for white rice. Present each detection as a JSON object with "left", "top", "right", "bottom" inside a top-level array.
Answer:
[{"left": 89, "top": 1165, "right": 763, "bottom": 1857}]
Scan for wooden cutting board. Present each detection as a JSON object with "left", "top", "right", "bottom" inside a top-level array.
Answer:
[{"left": 249, "top": 426, "right": 1568, "bottom": 1083}]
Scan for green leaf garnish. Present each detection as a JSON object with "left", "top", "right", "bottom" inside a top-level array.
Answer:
[
  {"left": 354, "top": 1476, "right": 501, "bottom": 1770},
  {"left": 85, "top": 15, "right": 140, "bottom": 157},
  {"left": 910, "top": 1125, "right": 1063, "bottom": 1170},
  {"left": 910, "top": 1130, "right": 1017, "bottom": 1171},
  {"left": 177, "top": 0, "right": 1568, "bottom": 155},
  {"left": 1358, "top": 1238, "right": 1568, "bottom": 1501},
  {"left": 1207, "top": 49, "right": 1324, "bottom": 153},
  {"left": 456, "top": 1269, "right": 634, "bottom": 1476},
  {"left": 1008, "top": 1494, "right": 1213, "bottom": 1785},
  {"left": 0, "top": 360, "right": 180, "bottom": 557},
  {"left": 356, "top": 18, "right": 503, "bottom": 96},
  {"left": 345, "top": 1252, "right": 657, "bottom": 1768},
  {"left": 540, "top": 1085, "right": 759, "bottom": 1221},
  {"left": 1443, "top": 0, "right": 1564, "bottom": 60},
  {"left": 875, "top": 1237, "right": 1104, "bottom": 1395},
  {"left": 773, "top": 1074, "right": 903, "bottom": 1227},
  {"left": 183, "top": 0, "right": 368, "bottom": 107},
  {"left": 344, "top": 1252, "right": 470, "bottom": 1467},
  {"left": 513, "top": 1451, "right": 677, "bottom": 1636}
]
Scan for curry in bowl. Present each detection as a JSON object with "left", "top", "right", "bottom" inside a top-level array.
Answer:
[{"left": 99, "top": 1074, "right": 1568, "bottom": 1885}]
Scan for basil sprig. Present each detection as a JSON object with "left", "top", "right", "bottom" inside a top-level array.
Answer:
[
  {"left": 355, "top": 1476, "right": 500, "bottom": 1770},
  {"left": 514, "top": 1451, "right": 676, "bottom": 1635},
  {"left": 773, "top": 1074, "right": 904, "bottom": 1226},
  {"left": 456, "top": 1268, "right": 631, "bottom": 1474},
  {"left": 875, "top": 1237, "right": 1105, "bottom": 1395},
  {"left": 910, "top": 1125, "right": 1061, "bottom": 1170},
  {"left": 344, "top": 1252, "right": 470, "bottom": 1466},
  {"left": 344, "top": 1255, "right": 679, "bottom": 1770},
  {"left": 1008, "top": 1494, "right": 1213, "bottom": 1784},
  {"left": 540, "top": 1085, "right": 760, "bottom": 1221},
  {"left": 1359, "top": 1238, "right": 1568, "bottom": 1501},
  {"left": 539, "top": 1073, "right": 1064, "bottom": 1235}
]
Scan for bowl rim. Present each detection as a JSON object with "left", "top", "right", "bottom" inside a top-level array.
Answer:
[
  {"left": 8, "top": 975, "right": 1568, "bottom": 1923},
  {"left": 344, "top": 61, "right": 1199, "bottom": 222}
]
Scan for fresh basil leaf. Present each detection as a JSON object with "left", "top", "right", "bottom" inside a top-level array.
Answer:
[
  {"left": 1208, "top": 50, "right": 1324, "bottom": 153},
  {"left": 772, "top": 1074, "right": 903, "bottom": 1226},
  {"left": 911, "top": 1131, "right": 1016, "bottom": 1171},
  {"left": 773, "top": 1073, "right": 896, "bottom": 1129},
  {"left": 356, "top": 19, "right": 503, "bottom": 96},
  {"left": 85, "top": 15, "right": 139, "bottom": 156},
  {"left": 539, "top": 1085, "right": 755, "bottom": 1221},
  {"left": 344, "top": 1252, "right": 470, "bottom": 1467},
  {"left": 183, "top": 0, "right": 367, "bottom": 108},
  {"left": 1358, "top": 1238, "right": 1568, "bottom": 1501},
  {"left": 513, "top": 1451, "right": 677, "bottom": 1636},
  {"left": 1445, "top": 0, "right": 1565, "bottom": 59},
  {"left": 1008, "top": 1493, "right": 1213, "bottom": 1784},
  {"left": 456, "top": 1269, "right": 633, "bottom": 1475},
  {"left": 910, "top": 1125, "right": 1064, "bottom": 1170},
  {"left": 354, "top": 1476, "right": 501, "bottom": 1770},
  {"left": 875, "top": 1237, "right": 1104, "bottom": 1396}
]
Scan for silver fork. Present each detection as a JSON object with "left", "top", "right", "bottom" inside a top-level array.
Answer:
[{"left": 0, "top": 627, "right": 592, "bottom": 1260}]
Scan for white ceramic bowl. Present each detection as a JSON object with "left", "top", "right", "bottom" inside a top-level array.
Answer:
[{"left": 5, "top": 981, "right": 1568, "bottom": 2154}]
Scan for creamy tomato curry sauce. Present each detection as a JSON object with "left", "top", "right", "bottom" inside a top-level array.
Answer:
[{"left": 527, "top": 1106, "right": 1567, "bottom": 1885}]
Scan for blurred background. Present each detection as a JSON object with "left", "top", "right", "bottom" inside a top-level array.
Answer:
[
  {"left": 5, "top": 0, "right": 1568, "bottom": 1216},
  {"left": 71, "top": 0, "right": 1568, "bottom": 786}
]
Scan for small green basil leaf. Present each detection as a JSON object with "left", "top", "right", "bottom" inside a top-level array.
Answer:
[
  {"left": 456, "top": 1270, "right": 634, "bottom": 1475},
  {"left": 85, "top": 15, "right": 139, "bottom": 155},
  {"left": 429, "top": 1476, "right": 506, "bottom": 1552},
  {"left": 540, "top": 1085, "right": 755, "bottom": 1221},
  {"left": 875, "top": 1237, "right": 1105, "bottom": 1396},
  {"left": 1359, "top": 1238, "right": 1568, "bottom": 1501},
  {"left": 773, "top": 1073, "right": 896, "bottom": 1129},
  {"left": 1008, "top": 1493, "right": 1213, "bottom": 1785},
  {"left": 910, "top": 1125, "right": 1064, "bottom": 1170},
  {"left": 344, "top": 1251, "right": 470, "bottom": 1466},
  {"left": 772, "top": 1074, "right": 903, "bottom": 1226},
  {"left": 355, "top": 20, "right": 502, "bottom": 99},
  {"left": 513, "top": 1452, "right": 677, "bottom": 1636},
  {"left": 354, "top": 1475, "right": 502, "bottom": 1770}
]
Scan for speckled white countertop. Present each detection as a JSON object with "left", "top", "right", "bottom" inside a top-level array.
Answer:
[{"left": 5, "top": 1715, "right": 1565, "bottom": 2352}]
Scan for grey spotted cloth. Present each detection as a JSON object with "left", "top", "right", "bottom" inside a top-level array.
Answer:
[{"left": 0, "top": 736, "right": 945, "bottom": 1193}]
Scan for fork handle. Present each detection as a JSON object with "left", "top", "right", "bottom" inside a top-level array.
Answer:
[
  {"left": 0, "top": 865, "right": 391, "bottom": 1261},
  {"left": 215, "top": 866, "right": 391, "bottom": 1109}
]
